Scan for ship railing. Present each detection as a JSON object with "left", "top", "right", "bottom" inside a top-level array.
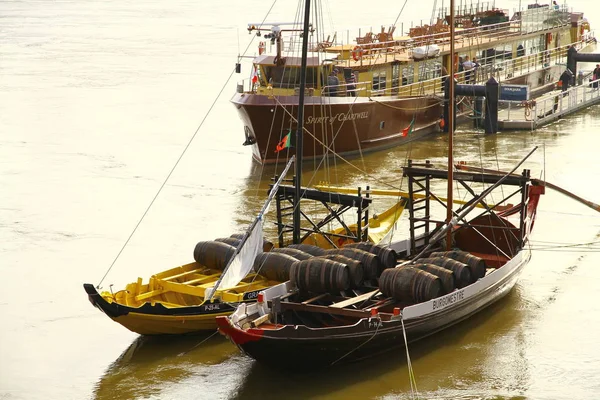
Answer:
[{"left": 499, "top": 76, "right": 600, "bottom": 124}]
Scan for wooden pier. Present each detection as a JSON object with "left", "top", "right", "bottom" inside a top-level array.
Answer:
[{"left": 498, "top": 78, "right": 600, "bottom": 130}]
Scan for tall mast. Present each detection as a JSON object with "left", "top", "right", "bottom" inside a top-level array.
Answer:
[
  {"left": 293, "top": 0, "right": 311, "bottom": 244},
  {"left": 445, "top": 0, "right": 455, "bottom": 250}
]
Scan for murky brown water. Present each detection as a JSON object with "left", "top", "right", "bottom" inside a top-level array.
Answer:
[{"left": 2, "top": 1, "right": 600, "bottom": 399}]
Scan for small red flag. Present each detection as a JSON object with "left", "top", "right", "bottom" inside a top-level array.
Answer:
[
  {"left": 251, "top": 67, "right": 258, "bottom": 84},
  {"left": 402, "top": 118, "right": 415, "bottom": 137},
  {"left": 275, "top": 131, "right": 292, "bottom": 153}
]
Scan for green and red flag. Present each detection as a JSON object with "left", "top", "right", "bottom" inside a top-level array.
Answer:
[
  {"left": 401, "top": 118, "right": 415, "bottom": 137},
  {"left": 275, "top": 131, "right": 293, "bottom": 152}
]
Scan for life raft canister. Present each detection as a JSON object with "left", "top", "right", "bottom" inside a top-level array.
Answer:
[
  {"left": 258, "top": 41, "right": 266, "bottom": 55},
  {"left": 352, "top": 46, "right": 364, "bottom": 61}
]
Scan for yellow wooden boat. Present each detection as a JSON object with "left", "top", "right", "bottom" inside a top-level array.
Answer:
[{"left": 84, "top": 264, "right": 280, "bottom": 335}]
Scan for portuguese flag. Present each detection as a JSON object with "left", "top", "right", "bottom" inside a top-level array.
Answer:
[
  {"left": 275, "top": 131, "right": 293, "bottom": 153},
  {"left": 401, "top": 118, "right": 415, "bottom": 137}
]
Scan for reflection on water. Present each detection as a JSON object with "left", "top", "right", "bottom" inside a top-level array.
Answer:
[{"left": 94, "top": 334, "right": 237, "bottom": 400}]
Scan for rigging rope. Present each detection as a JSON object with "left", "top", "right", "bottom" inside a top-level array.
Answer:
[{"left": 95, "top": 1, "right": 280, "bottom": 288}]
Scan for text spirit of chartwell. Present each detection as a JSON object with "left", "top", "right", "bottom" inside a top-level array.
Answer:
[
  {"left": 306, "top": 111, "right": 369, "bottom": 125},
  {"left": 432, "top": 289, "right": 465, "bottom": 311}
]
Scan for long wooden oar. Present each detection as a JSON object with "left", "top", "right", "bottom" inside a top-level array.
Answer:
[{"left": 455, "top": 163, "right": 600, "bottom": 213}]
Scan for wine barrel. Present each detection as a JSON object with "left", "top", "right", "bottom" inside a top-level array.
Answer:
[
  {"left": 318, "top": 254, "right": 364, "bottom": 288},
  {"left": 215, "top": 237, "right": 241, "bottom": 247},
  {"left": 413, "top": 263, "right": 455, "bottom": 294},
  {"left": 193, "top": 241, "right": 236, "bottom": 271},
  {"left": 270, "top": 247, "right": 313, "bottom": 261},
  {"left": 252, "top": 252, "right": 298, "bottom": 282},
  {"left": 290, "top": 258, "right": 350, "bottom": 294},
  {"left": 325, "top": 248, "right": 383, "bottom": 280},
  {"left": 379, "top": 267, "right": 441, "bottom": 303},
  {"left": 286, "top": 244, "right": 327, "bottom": 256},
  {"left": 229, "top": 233, "right": 274, "bottom": 252},
  {"left": 417, "top": 257, "right": 471, "bottom": 288},
  {"left": 343, "top": 242, "right": 397, "bottom": 269},
  {"left": 429, "top": 250, "right": 486, "bottom": 281}
]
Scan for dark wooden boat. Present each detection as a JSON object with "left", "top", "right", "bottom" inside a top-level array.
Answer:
[{"left": 216, "top": 164, "right": 545, "bottom": 367}]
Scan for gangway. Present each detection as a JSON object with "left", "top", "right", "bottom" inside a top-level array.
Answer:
[{"left": 497, "top": 78, "right": 600, "bottom": 130}]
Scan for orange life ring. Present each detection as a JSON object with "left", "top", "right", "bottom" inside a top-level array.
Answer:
[{"left": 352, "top": 46, "right": 364, "bottom": 61}]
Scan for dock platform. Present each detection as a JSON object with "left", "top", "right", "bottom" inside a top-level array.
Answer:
[{"left": 498, "top": 78, "right": 600, "bottom": 130}]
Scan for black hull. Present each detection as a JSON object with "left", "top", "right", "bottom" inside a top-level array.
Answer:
[{"left": 219, "top": 252, "right": 527, "bottom": 368}]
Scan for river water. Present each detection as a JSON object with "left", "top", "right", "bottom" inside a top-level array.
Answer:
[{"left": 1, "top": 0, "right": 599, "bottom": 399}]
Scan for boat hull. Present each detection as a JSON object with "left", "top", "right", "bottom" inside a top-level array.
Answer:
[
  {"left": 84, "top": 283, "right": 236, "bottom": 335},
  {"left": 217, "top": 250, "right": 529, "bottom": 368},
  {"left": 233, "top": 94, "right": 442, "bottom": 164}
]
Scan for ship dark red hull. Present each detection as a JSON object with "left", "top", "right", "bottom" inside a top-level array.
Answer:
[{"left": 232, "top": 94, "right": 442, "bottom": 164}]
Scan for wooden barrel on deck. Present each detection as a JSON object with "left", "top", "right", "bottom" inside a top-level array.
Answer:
[
  {"left": 417, "top": 257, "right": 471, "bottom": 288},
  {"left": 215, "top": 237, "right": 241, "bottom": 247},
  {"left": 343, "top": 242, "right": 397, "bottom": 270},
  {"left": 270, "top": 247, "right": 313, "bottom": 261},
  {"left": 325, "top": 248, "right": 383, "bottom": 280},
  {"left": 252, "top": 252, "right": 298, "bottom": 282},
  {"left": 318, "top": 254, "right": 364, "bottom": 288},
  {"left": 429, "top": 250, "right": 486, "bottom": 281},
  {"left": 379, "top": 267, "right": 441, "bottom": 303},
  {"left": 290, "top": 258, "right": 350, "bottom": 294},
  {"left": 229, "top": 233, "right": 274, "bottom": 252},
  {"left": 413, "top": 263, "right": 456, "bottom": 294},
  {"left": 193, "top": 241, "right": 236, "bottom": 271},
  {"left": 286, "top": 243, "right": 327, "bottom": 256}
]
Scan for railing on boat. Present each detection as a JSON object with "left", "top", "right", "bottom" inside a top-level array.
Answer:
[
  {"left": 499, "top": 76, "right": 600, "bottom": 128},
  {"left": 236, "top": 35, "right": 594, "bottom": 98}
]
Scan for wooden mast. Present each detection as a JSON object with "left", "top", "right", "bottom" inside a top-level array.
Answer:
[
  {"left": 445, "top": 0, "right": 455, "bottom": 250},
  {"left": 293, "top": 0, "right": 311, "bottom": 244}
]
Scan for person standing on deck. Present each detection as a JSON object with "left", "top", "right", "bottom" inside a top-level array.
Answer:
[
  {"left": 327, "top": 69, "right": 340, "bottom": 97},
  {"left": 462, "top": 56, "right": 474, "bottom": 83},
  {"left": 593, "top": 64, "right": 600, "bottom": 89},
  {"left": 346, "top": 71, "right": 357, "bottom": 97},
  {"left": 559, "top": 68, "right": 572, "bottom": 94}
]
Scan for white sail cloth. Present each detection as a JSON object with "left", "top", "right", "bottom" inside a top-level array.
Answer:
[{"left": 215, "top": 219, "right": 264, "bottom": 291}]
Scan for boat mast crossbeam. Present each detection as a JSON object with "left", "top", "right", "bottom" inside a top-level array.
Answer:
[{"left": 274, "top": 184, "right": 372, "bottom": 247}]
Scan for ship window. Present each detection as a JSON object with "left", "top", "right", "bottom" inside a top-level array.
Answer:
[
  {"left": 372, "top": 71, "right": 387, "bottom": 95},
  {"left": 264, "top": 66, "right": 318, "bottom": 89},
  {"left": 402, "top": 66, "right": 414, "bottom": 85}
]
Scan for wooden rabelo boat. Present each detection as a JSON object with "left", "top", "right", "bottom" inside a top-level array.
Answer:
[
  {"left": 217, "top": 0, "right": 546, "bottom": 368},
  {"left": 234, "top": 1, "right": 595, "bottom": 164}
]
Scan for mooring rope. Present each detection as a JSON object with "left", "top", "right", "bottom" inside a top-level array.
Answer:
[
  {"left": 177, "top": 330, "right": 220, "bottom": 357},
  {"left": 329, "top": 317, "right": 381, "bottom": 366},
  {"left": 401, "top": 314, "right": 419, "bottom": 399}
]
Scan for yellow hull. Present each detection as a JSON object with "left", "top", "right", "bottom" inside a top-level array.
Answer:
[
  {"left": 84, "top": 262, "right": 279, "bottom": 335},
  {"left": 110, "top": 310, "right": 233, "bottom": 335}
]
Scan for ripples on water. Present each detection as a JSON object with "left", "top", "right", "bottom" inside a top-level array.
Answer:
[{"left": 1, "top": 0, "right": 600, "bottom": 399}]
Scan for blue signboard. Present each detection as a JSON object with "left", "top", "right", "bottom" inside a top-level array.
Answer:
[{"left": 499, "top": 84, "right": 529, "bottom": 101}]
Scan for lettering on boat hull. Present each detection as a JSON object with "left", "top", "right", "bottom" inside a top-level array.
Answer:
[{"left": 306, "top": 111, "right": 369, "bottom": 125}]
